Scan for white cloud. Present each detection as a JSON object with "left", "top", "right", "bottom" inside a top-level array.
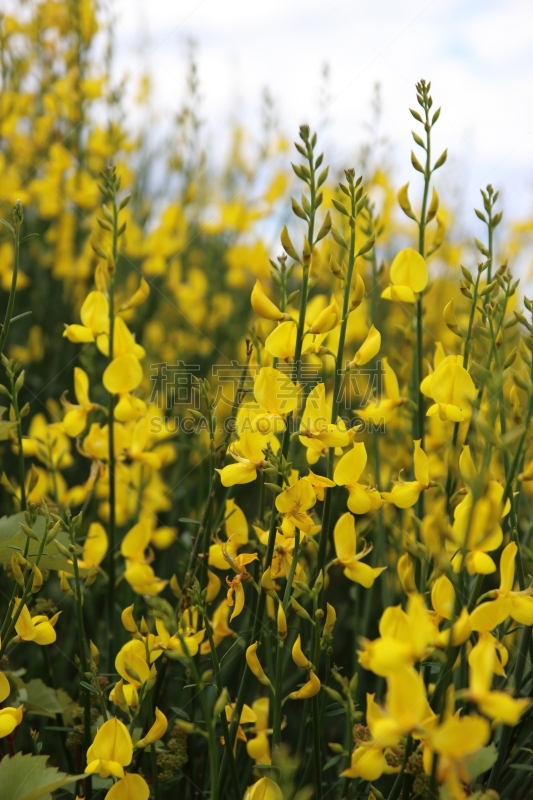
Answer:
[{"left": 112, "top": 0, "right": 533, "bottom": 222}]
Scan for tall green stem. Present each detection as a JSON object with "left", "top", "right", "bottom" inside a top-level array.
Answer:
[
  {"left": 222, "top": 128, "right": 320, "bottom": 789},
  {"left": 0, "top": 201, "right": 23, "bottom": 357}
]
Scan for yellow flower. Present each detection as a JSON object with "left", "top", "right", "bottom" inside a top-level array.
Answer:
[
  {"left": 246, "top": 642, "right": 272, "bottom": 687},
  {"left": 275, "top": 477, "right": 316, "bottom": 533},
  {"left": 333, "top": 442, "right": 382, "bottom": 514},
  {"left": 431, "top": 574, "right": 455, "bottom": 620},
  {"left": 135, "top": 707, "right": 168, "bottom": 747},
  {"left": 357, "top": 357, "right": 405, "bottom": 425},
  {"left": 79, "top": 522, "right": 108, "bottom": 569},
  {"left": 341, "top": 742, "right": 392, "bottom": 781},
  {"left": 217, "top": 430, "right": 268, "bottom": 487},
  {"left": 13, "top": 599, "right": 60, "bottom": 645},
  {"left": 359, "top": 594, "right": 435, "bottom": 676},
  {"left": 306, "top": 469, "right": 335, "bottom": 500},
  {"left": 307, "top": 297, "right": 341, "bottom": 334},
  {"left": 334, "top": 512, "right": 385, "bottom": 587},
  {"left": 21, "top": 413, "right": 73, "bottom": 470},
  {"left": 253, "top": 366, "right": 298, "bottom": 417},
  {"left": 470, "top": 542, "right": 533, "bottom": 632},
  {"left": 121, "top": 519, "right": 167, "bottom": 596},
  {"left": 382, "top": 439, "right": 430, "bottom": 509},
  {"left": 288, "top": 669, "right": 321, "bottom": 700},
  {"left": 155, "top": 618, "right": 204, "bottom": 659},
  {"left": 103, "top": 352, "right": 143, "bottom": 394},
  {"left": 450, "top": 474, "right": 509, "bottom": 576},
  {"left": 63, "top": 290, "right": 109, "bottom": 343},
  {"left": 125, "top": 415, "right": 161, "bottom": 468},
  {"left": 246, "top": 697, "right": 271, "bottom": 765},
  {"left": 382, "top": 248, "right": 428, "bottom": 303},
  {"left": 251, "top": 280, "right": 287, "bottom": 321},
  {"left": 85, "top": 717, "right": 133, "bottom": 779},
  {"left": 343, "top": 668, "right": 433, "bottom": 782},
  {"left": 62, "top": 367, "right": 98, "bottom": 436},
  {"left": 468, "top": 634, "right": 529, "bottom": 725},
  {"left": 209, "top": 498, "right": 249, "bottom": 569},
  {"left": 422, "top": 712, "right": 490, "bottom": 800},
  {"left": 200, "top": 600, "right": 235, "bottom": 653},
  {"left": 292, "top": 634, "right": 312, "bottom": 668},
  {"left": 0, "top": 672, "right": 23, "bottom": 738},
  {"left": 115, "top": 638, "right": 158, "bottom": 688},
  {"left": 425, "top": 356, "right": 476, "bottom": 422},
  {"left": 298, "top": 383, "right": 349, "bottom": 455},
  {"left": 104, "top": 773, "right": 150, "bottom": 800},
  {"left": 225, "top": 702, "right": 258, "bottom": 742},
  {"left": 244, "top": 777, "right": 282, "bottom": 800},
  {"left": 349, "top": 325, "right": 381, "bottom": 367},
  {"left": 109, "top": 679, "right": 139, "bottom": 712},
  {"left": 265, "top": 320, "right": 297, "bottom": 360},
  {"left": 226, "top": 553, "right": 259, "bottom": 620}
]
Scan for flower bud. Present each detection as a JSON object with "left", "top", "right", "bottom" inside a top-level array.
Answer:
[{"left": 246, "top": 642, "right": 272, "bottom": 687}]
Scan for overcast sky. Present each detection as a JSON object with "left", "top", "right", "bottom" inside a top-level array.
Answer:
[{"left": 113, "top": 0, "right": 533, "bottom": 229}]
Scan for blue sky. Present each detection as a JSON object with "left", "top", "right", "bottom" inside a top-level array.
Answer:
[{"left": 113, "top": 0, "right": 533, "bottom": 229}]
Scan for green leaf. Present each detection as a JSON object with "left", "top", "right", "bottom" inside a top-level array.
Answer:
[
  {"left": 323, "top": 754, "right": 342, "bottom": 770},
  {"left": 15, "top": 678, "right": 75, "bottom": 720},
  {"left": 0, "top": 752, "right": 83, "bottom": 800},
  {"left": 464, "top": 742, "right": 498, "bottom": 781},
  {"left": 0, "top": 219, "right": 14, "bottom": 234},
  {"left": 0, "top": 512, "right": 86, "bottom": 575}
]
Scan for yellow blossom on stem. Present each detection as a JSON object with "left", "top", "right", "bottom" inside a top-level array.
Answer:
[
  {"left": 85, "top": 717, "right": 133, "bottom": 779},
  {"left": 217, "top": 430, "right": 268, "bottom": 487},
  {"left": 334, "top": 511, "right": 384, "bottom": 587},
  {"left": 382, "top": 439, "right": 430, "bottom": 509},
  {"left": 287, "top": 669, "right": 321, "bottom": 700},
  {"left": 0, "top": 672, "right": 23, "bottom": 738},
  {"left": 470, "top": 542, "right": 533, "bottom": 632},
  {"left": 62, "top": 367, "right": 98, "bottom": 436},
  {"left": 275, "top": 477, "right": 317, "bottom": 532},
  {"left": 135, "top": 707, "right": 168, "bottom": 747},
  {"left": 251, "top": 280, "right": 287, "bottom": 321},
  {"left": 333, "top": 442, "right": 383, "bottom": 514},
  {"left": 104, "top": 773, "right": 150, "bottom": 800},
  {"left": 13, "top": 599, "right": 60, "bottom": 645},
  {"left": 348, "top": 325, "right": 381, "bottom": 367},
  {"left": 467, "top": 634, "right": 530, "bottom": 725}
]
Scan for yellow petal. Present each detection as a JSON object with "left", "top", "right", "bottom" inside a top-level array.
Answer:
[
  {"left": 390, "top": 248, "right": 428, "bottom": 293},
  {"left": 251, "top": 280, "right": 285, "bottom": 321},
  {"left": 413, "top": 440, "right": 429, "bottom": 487},
  {"left": 350, "top": 325, "right": 381, "bottom": 367},
  {"left": 82, "top": 522, "right": 108, "bottom": 568},
  {"left": 80, "top": 291, "right": 109, "bottom": 335},
  {"left": 135, "top": 707, "right": 168, "bottom": 748},
  {"left": 103, "top": 353, "right": 143, "bottom": 394},
  {"left": 334, "top": 442, "right": 367, "bottom": 486},
  {"left": 0, "top": 673, "right": 10, "bottom": 704},
  {"left": 105, "top": 773, "right": 150, "bottom": 800},
  {"left": 264, "top": 321, "right": 297, "bottom": 360},
  {"left": 431, "top": 575, "right": 455, "bottom": 620}
]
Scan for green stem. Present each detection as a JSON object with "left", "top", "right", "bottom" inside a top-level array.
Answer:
[
  {"left": 222, "top": 133, "right": 318, "bottom": 789},
  {"left": 9, "top": 369, "right": 26, "bottom": 510},
  {"left": 488, "top": 626, "right": 532, "bottom": 789},
  {"left": 189, "top": 658, "right": 219, "bottom": 800},
  {"left": 317, "top": 179, "right": 358, "bottom": 582},
  {"left": 201, "top": 607, "right": 240, "bottom": 800},
  {"left": 106, "top": 192, "right": 118, "bottom": 673},
  {"left": 0, "top": 210, "right": 21, "bottom": 356}
]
